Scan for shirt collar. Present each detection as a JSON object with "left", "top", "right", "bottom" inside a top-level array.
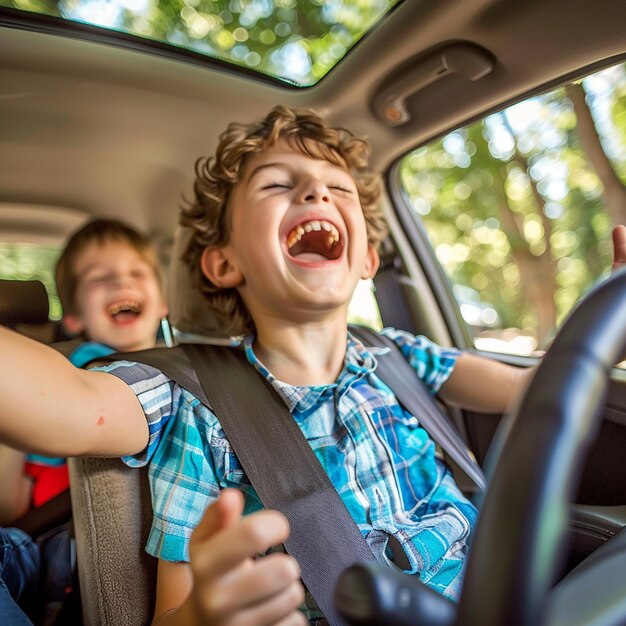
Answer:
[{"left": 240, "top": 331, "right": 384, "bottom": 413}]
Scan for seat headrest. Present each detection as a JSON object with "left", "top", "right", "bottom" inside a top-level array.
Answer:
[
  {"left": 0, "top": 279, "right": 49, "bottom": 326},
  {"left": 167, "top": 227, "right": 230, "bottom": 340}
]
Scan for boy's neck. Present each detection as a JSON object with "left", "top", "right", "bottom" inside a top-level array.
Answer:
[{"left": 252, "top": 315, "right": 349, "bottom": 386}]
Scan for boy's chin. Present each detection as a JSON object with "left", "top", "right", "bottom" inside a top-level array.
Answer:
[
  {"left": 291, "top": 291, "right": 353, "bottom": 315},
  {"left": 113, "top": 338, "right": 154, "bottom": 352},
  {"left": 102, "top": 326, "right": 157, "bottom": 352}
]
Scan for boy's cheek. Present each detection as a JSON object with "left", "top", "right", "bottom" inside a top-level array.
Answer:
[
  {"left": 360, "top": 245, "right": 380, "bottom": 280},
  {"left": 62, "top": 314, "right": 85, "bottom": 335}
]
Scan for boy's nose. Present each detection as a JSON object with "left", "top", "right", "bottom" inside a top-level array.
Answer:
[
  {"left": 297, "top": 180, "right": 330, "bottom": 204},
  {"left": 112, "top": 273, "right": 135, "bottom": 288}
]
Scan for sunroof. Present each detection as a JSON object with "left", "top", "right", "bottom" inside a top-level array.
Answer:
[{"left": 1, "top": 0, "right": 401, "bottom": 86}]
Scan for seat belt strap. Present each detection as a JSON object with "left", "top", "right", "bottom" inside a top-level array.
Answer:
[
  {"left": 181, "top": 343, "right": 375, "bottom": 626},
  {"left": 12, "top": 489, "right": 73, "bottom": 537},
  {"left": 93, "top": 344, "right": 375, "bottom": 626},
  {"left": 348, "top": 325, "right": 487, "bottom": 492}
]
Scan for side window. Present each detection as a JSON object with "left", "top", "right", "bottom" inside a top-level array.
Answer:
[
  {"left": 0, "top": 244, "right": 62, "bottom": 319},
  {"left": 348, "top": 279, "right": 383, "bottom": 330},
  {"left": 399, "top": 62, "right": 626, "bottom": 360}
]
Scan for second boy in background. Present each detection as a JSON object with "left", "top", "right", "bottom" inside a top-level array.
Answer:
[{"left": 0, "top": 218, "right": 167, "bottom": 624}]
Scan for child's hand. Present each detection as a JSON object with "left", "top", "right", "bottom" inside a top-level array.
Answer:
[
  {"left": 188, "top": 489, "right": 306, "bottom": 626},
  {"left": 612, "top": 225, "right": 626, "bottom": 272}
]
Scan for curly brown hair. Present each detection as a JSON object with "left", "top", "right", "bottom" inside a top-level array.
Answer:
[{"left": 180, "top": 105, "right": 388, "bottom": 336}]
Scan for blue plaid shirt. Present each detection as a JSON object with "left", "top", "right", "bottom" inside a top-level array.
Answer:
[{"left": 99, "top": 328, "right": 477, "bottom": 618}]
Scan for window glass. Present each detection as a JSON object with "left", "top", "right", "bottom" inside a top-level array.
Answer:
[
  {"left": 1, "top": 0, "right": 401, "bottom": 87},
  {"left": 399, "top": 62, "right": 626, "bottom": 362},
  {"left": 0, "top": 244, "right": 62, "bottom": 319},
  {"left": 348, "top": 278, "right": 383, "bottom": 330}
]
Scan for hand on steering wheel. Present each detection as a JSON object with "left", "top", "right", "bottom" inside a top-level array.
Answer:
[{"left": 336, "top": 266, "right": 626, "bottom": 626}]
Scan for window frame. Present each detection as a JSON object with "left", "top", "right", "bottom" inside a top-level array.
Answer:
[{"left": 384, "top": 54, "right": 626, "bottom": 358}]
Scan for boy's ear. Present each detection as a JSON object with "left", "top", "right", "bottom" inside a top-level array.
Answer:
[
  {"left": 62, "top": 314, "right": 84, "bottom": 336},
  {"left": 200, "top": 247, "right": 244, "bottom": 288},
  {"left": 361, "top": 244, "right": 380, "bottom": 280}
]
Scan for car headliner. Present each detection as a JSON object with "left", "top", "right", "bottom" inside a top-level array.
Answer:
[{"left": 0, "top": 0, "right": 624, "bottom": 263}]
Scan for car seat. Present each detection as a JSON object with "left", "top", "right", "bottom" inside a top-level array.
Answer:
[
  {"left": 67, "top": 457, "right": 156, "bottom": 626},
  {"left": 67, "top": 227, "right": 216, "bottom": 626},
  {"left": 0, "top": 278, "right": 76, "bottom": 347},
  {"left": 0, "top": 279, "right": 53, "bottom": 342}
]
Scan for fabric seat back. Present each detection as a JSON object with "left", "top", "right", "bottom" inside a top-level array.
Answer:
[{"left": 68, "top": 457, "right": 156, "bottom": 626}]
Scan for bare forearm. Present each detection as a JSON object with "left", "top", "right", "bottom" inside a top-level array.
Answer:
[
  {"left": 439, "top": 352, "right": 534, "bottom": 414},
  {"left": 0, "top": 326, "right": 148, "bottom": 457}
]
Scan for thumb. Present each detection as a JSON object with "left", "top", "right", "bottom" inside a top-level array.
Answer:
[{"left": 191, "top": 488, "right": 245, "bottom": 544}]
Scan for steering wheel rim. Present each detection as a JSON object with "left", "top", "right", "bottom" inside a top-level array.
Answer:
[{"left": 455, "top": 267, "right": 626, "bottom": 626}]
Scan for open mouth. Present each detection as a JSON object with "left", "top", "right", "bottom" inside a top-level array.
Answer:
[
  {"left": 286, "top": 219, "right": 343, "bottom": 262},
  {"left": 108, "top": 300, "right": 142, "bottom": 323}
]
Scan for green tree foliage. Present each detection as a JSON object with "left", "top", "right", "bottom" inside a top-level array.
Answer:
[
  {"left": 6, "top": 0, "right": 399, "bottom": 85},
  {"left": 400, "top": 64, "right": 626, "bottom": 350}
]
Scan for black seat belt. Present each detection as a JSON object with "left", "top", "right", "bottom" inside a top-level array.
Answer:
[
  {"left": 182, "top": 344, "right": 377, "bottom": 626},
  {"left": 12, "top": 489, "right": 73, "bottom": 537},
  {"left": 349, "top": 325, "right": 486, "bottom": 492},
  {"left": 96, "top": 344, "right": 375, "bottom": 626}
]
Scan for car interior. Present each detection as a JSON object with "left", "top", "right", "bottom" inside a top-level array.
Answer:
[{"left": 1, "top": 0, "right": 626, "bottom": 624}]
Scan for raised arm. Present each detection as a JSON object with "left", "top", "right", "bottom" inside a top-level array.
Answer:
[{"left": 0, "top": 326, "right": 148, "bottom": 458}]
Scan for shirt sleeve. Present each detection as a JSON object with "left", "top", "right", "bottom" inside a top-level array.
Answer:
[
  {"left": 91, "top": 359, "right": 234, "bottom": 563},
  {"left": 91, "top": 360, "right": 177, "bottom": 467},
  {"left": 380, "top": 328, "right": 460, "bottom": 394}
]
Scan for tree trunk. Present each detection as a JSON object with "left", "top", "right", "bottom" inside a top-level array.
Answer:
[
  {"left": 566, "top": 82, "right": 626, "bottom": 226},
  {"left": 498, "top": 114, "right": 559, "bottom": 344},
  {"left": 495, "top": 181, "right": 557, "bottom": 345}
]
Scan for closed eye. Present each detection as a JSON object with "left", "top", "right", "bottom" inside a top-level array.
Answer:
[
  {"left": 261, "top": 182, "right": 291, "bottom": 190},
  {"left": 131, "top": 268, "right": 149, "bottom": 280},
  {"left": 84, "top": 274, "right": 113, "bottom": 287},
  {"left": 329, "top": 185, "right": 353, "bottom": 193}
]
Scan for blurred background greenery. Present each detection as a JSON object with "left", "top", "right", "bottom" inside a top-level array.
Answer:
[
  {"left": 2, "top": 0, "right": 400, "bottom": 85},
  {"left": 400, "top": 63, "right": 626, "bottom": 354}
]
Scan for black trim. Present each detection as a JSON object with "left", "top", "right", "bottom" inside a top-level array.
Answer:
[{"left": 386, "top": 168, "right": 473, "bottom": 348}]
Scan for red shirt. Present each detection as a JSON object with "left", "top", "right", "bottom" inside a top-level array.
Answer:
[{"left": 23, "top": 461, "right": 70, "bottom": 508}]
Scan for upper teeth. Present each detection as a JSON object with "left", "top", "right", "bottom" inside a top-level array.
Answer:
[
  {"left": 287, "top": 220, "right": 340, "bottom": 249},
  {"left": 109, "top": 301, "right": 140, "bottom": 315}
]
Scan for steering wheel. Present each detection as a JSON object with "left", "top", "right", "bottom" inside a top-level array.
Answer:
[{"left": 335, "top": 268, "right": 626, "bottom": 626}]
